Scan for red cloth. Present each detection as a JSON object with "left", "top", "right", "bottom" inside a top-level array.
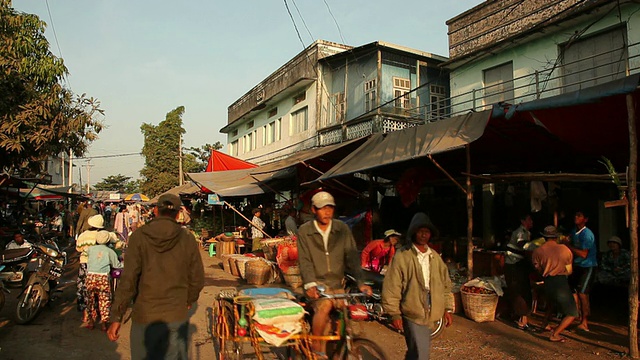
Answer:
[
  {"left": 205, "top": 150, "right": 257, "bottom": 172},
  {"left": 360, "top": 239, "right": 395, "bottom": 273},
  {"left": 276, "top": 243, "right": 298, "bottom": 273},
  {"left": 396, "top": 167, "right": 428, "bottom": 207}
]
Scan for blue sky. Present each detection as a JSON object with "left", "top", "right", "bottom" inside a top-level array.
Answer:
[{"left": 12, "top": 0, "right": 484, "bottom": 186}]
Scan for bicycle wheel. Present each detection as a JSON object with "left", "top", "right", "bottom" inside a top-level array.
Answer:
[{"left": 343, "top": 338, "right": 387, "bottom": 360}]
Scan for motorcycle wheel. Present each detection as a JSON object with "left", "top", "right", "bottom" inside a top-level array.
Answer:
[
  {"left": 15, "top": 283, "right": 45, "bottom": 324},
  {"left": 431, "top": 316, "right": 445, "bottom": 339},
  {"left": 344, "top": 338, "right": 387, "bottom": 360}
]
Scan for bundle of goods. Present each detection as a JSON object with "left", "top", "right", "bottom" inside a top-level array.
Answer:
[
  {"left": 283, "top": 265, "right": 303, "bottom": 289},
  {"left": 262, "top": 238, "right": 288, "bottom": 261},
  {"left": 276, "top": 239, "right": 298, "bottom": 274},
  {"left": 245, "top": 258, "right": 274, "bottom": 285},
  {"left": 460, "top": 277, "right": 503, "bottom": 323},
  {"left": 250, "top": 297, "right": 304, "bottom": 346},
  {"left": 221, "top": 254, "right": 235, "bottom": 273}
]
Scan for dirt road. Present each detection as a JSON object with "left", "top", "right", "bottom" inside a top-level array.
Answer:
[{"left": 0, "top": 250, "right": 632, "bottom": 359}]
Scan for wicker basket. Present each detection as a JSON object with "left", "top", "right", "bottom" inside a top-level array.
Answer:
[
  {"left": 283, "top": 266, "right": 303, "bottom": 289},
  {"left": 245, "top": 260, "right": 272, "bottom": 285},
  {"left": 229, "top": 257, "right": 240, "bottom": 277},
  {"left": 221, "top": 254, "right": 234, "bottom": 273},
  {"left": 460, "top": 290, "right": 499, "bottom": 322},
  {"left": 263, "top": 244, "right": 278, "bottom": 261}
]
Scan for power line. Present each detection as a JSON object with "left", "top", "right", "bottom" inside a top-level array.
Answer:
[
  {"left": 75, "top": 152, "right": 142, "bottom": 160},
  {"left": 323, "top": 0, "right": 346, "bottom": 44},
  {"left": 44, "top": 0, "right": 71, "bottom": 89},
  {"left": 291, "top": 0, "right": 313, "bottom": 43}
]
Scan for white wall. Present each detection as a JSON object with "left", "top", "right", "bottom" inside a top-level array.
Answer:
[{"left": 450, "top": 4, "right": 640, "bottom": 114}]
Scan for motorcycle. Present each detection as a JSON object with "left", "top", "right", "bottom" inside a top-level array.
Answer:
[
  {"left": 0, "top": 246, "right": 38, "bottom": 287},
  {"left": 345, "top": 270, "right": 446, "bottom": 339},
  {"left": 0, "top": 265, "right": 10, "bottom": 311},
  {"left": 14, "top": 243, "right": 66, "bottom": 324}
]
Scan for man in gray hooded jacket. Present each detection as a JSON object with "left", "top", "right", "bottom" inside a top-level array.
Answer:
[{"left": 108, "top": 194, "right": 204, "bottom": 360}]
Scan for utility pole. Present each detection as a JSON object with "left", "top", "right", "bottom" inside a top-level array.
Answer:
[
  {"left": 68, "top": 151, "right": 73, "bottom": 187},
  {"left": 84, "top": 161, "right": 94, "bottom": 194},
  {"left": 61, "top": 153, "right": 65, "bottom": 187},
  {"left": 179, "top": 135, "right": 184, "bottom": 186}
]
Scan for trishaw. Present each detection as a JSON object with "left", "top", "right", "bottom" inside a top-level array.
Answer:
[{"left": 212, "top": 287, "right": 387, "bottom": 360}]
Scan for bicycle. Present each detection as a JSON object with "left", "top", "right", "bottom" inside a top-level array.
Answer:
[{"left": 212, "top": 286, "right": 387, "bottom": 360}]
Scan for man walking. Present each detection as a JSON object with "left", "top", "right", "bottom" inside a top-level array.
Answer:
[
  {"left": 107, "top": 194, "right": 204, "bottom": 360},
  {"left": 297, "top": 191, "right": 371, "bottom": 358},
  {"left": 532, "top": 226, "right": 578, "bottom": 342},
  {"left": 382, "top": 213, "right": 454, "bottom": 360},
  {"left": 567, "top": 210, "right": 597, "bottom": 332}
]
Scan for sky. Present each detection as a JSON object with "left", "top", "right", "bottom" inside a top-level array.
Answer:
[{"left": 12, "top": 0, "right": 484, "bottom": 186}]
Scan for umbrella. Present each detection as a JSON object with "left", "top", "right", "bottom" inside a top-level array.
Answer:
[{"left": 124, "top": 193, "right": 149, "bottom": 202}]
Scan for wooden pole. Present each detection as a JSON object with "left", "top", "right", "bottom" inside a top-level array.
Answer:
[
  {"left": 627, "top": 93, "right": 639, "bottom": 359},
  {"left": 466, "top": 144, "right": 474, "bottom": 280},
  {"left": 223, "top": 201, "right": 272, "bottom": 239}
]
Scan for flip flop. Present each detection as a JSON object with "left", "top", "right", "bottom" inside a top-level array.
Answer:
[
  {"left": 576, "top": 326, "right": 590, "bottom": 332},
  {"left": 549, "top": 336, "right": 567, "bottom": 343}
]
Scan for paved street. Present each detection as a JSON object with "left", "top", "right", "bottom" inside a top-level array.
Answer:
[{"left": 0, "top": 248, "right": 632, "bottom": 360}]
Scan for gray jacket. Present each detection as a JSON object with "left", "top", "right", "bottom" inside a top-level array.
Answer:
[{"left": 297, "top": 219, "right": 363, "bottom": 290}]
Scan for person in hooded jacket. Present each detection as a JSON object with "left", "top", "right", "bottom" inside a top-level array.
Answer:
[{"left": 107, "top": 194, "right": 204, "bottom": 360}]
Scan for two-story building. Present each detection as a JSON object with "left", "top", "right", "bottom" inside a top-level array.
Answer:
[
  {"left": 445, "top": 0, "right": 640, "bottom": 114},
  {"left": 221, "top": 40, "right": 450, "bottom": 164}
]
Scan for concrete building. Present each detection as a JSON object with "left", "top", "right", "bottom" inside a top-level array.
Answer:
[
  {"left": 221, "top": 40, "right": 450, "bottom": 164},
  {"left": 444, "top": 0, "right": 640, "bottom": 114}
]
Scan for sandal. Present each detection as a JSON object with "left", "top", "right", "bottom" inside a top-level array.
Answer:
[
  {"left": 312, "top": 351, "right": 329, "bottom": 360},
  {"left": 549, "top": 336, "right": 567, "bottom": 343},
  {"left": 82, "top": 322, "right": 94, "bottom": 330}
]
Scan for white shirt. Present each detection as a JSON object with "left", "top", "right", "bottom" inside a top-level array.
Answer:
[
  {"left": 413, "top": 245, "right": 432, "bottom": 291},
  {"left": 5, "top": 240, "right": 32, "bottom": 250},
  {"left": 505, "top": 225, "right": 530, "bottom": 264},
  {"left": 251, "top": 215, "right": 265, "bottom": 239},
  {"left": 303, "top": 220, "right": 333, "bottom": 290}
]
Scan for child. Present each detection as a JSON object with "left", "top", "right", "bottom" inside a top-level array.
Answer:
[{"left": 85, "top": 230, "right": 122, "bottom": 330}]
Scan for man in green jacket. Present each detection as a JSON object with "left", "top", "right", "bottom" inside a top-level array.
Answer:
[
  {"left": 297, "top": 191, "right": 371, "bottom": 358},
  {"left": 107, "top": 194, "right": 205, "bottom": 360},
  {"left": 382, "top": 213, "right": 453, "bottom": 360}
]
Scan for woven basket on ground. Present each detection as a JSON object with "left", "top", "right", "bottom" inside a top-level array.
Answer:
[
  {"left": 245, "top": 260, "right": 272, "bottom": 285},
  {"left": 229, "top": 257, "right": 240, "bottom": 277},
  {"left": 263, "top": 244, "right": 278, "bottom": 261},
  {"left": 235, "top": 257, "right": 255, "bottom": 279},
  {"left": 221, "top": 254, "right": 234, "bottom": 273},
  {"left": 460, "top": 290, "right": 499, "bottom": 322},
  {"left": 283, "top": 265, "right": 303, "bottom": 289}
]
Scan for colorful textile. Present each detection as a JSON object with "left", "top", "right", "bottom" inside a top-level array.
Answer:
[
  {"left": 86, "top": 273, "right": 112, "bottom": 323},
  {"left": 77, "top": 263, "right": 88, "bottom": 311}
]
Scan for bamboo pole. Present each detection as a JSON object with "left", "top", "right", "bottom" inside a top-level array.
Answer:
[
  {"left": 223, "top": 201, "right": 272, "bottom": 239},
  {"left": 466, "top": 144, "right": 474, "bottom": 280},
  {"left": 427, "top": 155, "right": 466, "bottom": 194},
  {"left": 627, "top": 93, "right": 638, "bottom": 359}
]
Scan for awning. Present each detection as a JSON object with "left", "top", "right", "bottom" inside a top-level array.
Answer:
[
  {"left": 187, "top": 139, "right": 364, "bottom": 196},
  {"left": 20, "top": 185, "right": 76, "bottom": 200},
  {"left": 206, "top": 150, "right": 257, "bottom": 171},
  {"left": 313, "top": 110, "right": 492, "bottom": 182},
  {"left": 148, "top": 181, "right": 204, "bottom": 204}
]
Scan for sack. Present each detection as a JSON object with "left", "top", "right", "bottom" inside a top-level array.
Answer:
[{"left": 251, "top": 298, "right": 304, "bottom": 326}]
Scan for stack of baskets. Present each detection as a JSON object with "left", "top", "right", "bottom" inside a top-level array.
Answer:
[
  {"left": 283, "top": 265, "right": 303, "bottom": 289},
  {"left": 460, "top": 288, "right": 499, "bottom": 322},
  {"left": 245, "top": 259, "right": 273, "bottom": 285}
]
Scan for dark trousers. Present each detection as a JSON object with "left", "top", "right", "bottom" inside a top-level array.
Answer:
[
  {"left": 131, "top": 320, "right": 189, "bottom": 360},
  {"left": 403, "top": 318, "right": 431, "bottom": 360}
]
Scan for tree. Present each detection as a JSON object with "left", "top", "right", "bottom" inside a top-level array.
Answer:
[
  {"left": 0, "top": 1, "right": 103, "bottom": 174},
  {"left": 93, "top": 174, "right": 140, "bottom": 193},
  {"left": 139, "top": 106, "right": 185, "bottom": 197},
  {"left": 184, "top": 142, "right": 224, "bottom": 173}
]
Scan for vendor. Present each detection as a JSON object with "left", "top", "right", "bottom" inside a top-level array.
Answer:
[
  {"left": 360, "top": 229, "right": 400, "bottom": 273},
  {"left": 250, "top": 208, "right": 265, "bottom": 251},
  {"left": 596, "top": 236, "right": 630, "bottom": 286}
]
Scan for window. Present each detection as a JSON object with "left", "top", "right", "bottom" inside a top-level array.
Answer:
[
  {"left": 331, "top": 92, "right": 345, "bottom": 124},
  {"left": 231, "top": 129, "right": 238, "bottom": 137},
  {"left": 483, "top": 62, "right": 514, "bottom": 105},
  {"left": 275, "top": 118, "right": 282, "bottom": 141},
  {"left": 290, "top": 107, "right": 308, "bottom": 135},
  {"left": 428, "top": 85, "right": 447, "bottom": 121},
  {"left": 393, "top": 77, "right": 410, "bottom": 109},
  {"left": 244, "top": 132, "right": 254, "bottom": 152},
  {"left": 562, "top": 26, "right": 627, "bottom": 93},
  {"left": 293, "top": 92, "right": 306, "bottom": 104},
  {"left": 263, "top": 120, "right": 281, "bottom": 145},
  {"left": 364, "top": 79, "right": 376, "bottom": 113},
  {"left": 230, "top": 140, "right": 238, "bottom": 156},
  {"left": 246, "top": 120, "right": 254, "bottom": 130},
  {"left": 268, "top": 108, "right": 278, "bottom": 118}
]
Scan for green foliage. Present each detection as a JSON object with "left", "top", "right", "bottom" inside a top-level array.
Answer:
[
  {"left": 139, "top": 106, "right": 185, "bottom": 197},
  {"left": 184, "top": 142, "right": 224, "bottom": 173},
  {"left": 0, "top": 1, "right": 103, "bottom": 173},
  {"left": 93, "top": 174, "right": 140, "bottom": 193},
  {"left": 599, "top": 156, "right": 625, "bottom": 199}
]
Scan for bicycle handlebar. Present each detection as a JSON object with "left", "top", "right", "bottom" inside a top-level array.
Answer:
[{"left": 318, "top": 291, "right": 368, "bottom": 300}]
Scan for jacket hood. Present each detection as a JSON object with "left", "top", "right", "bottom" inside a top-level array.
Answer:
[
  {"left": 139, "top": 217, "right": 184, "bottom": 253},
  {"left": 406, "top": 212, "right": 438, "bottom": 244}
]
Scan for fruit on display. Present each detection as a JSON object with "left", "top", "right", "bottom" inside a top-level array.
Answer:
[{"left": 460, "top": 285, "right": 496, "bottom": 295}]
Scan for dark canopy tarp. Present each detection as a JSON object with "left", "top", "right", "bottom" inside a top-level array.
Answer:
[
  {"left": 149, "top": 181, "right": 202, "bottom": 204},
  {"left": 313, "top": 110, "right": 492, "bottom": 182},
  {"left": 187, "top": 139, "right": 364, "bottom": 197}
]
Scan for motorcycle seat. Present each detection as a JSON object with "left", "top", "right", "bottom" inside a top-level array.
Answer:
[{"left": 1, "top": 248, "right": 32, "bottom": 263}]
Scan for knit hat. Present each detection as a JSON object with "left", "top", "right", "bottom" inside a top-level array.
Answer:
[
  {"left": 608, "top": 236, "right": 622, "bottom": 246},
  {"left": 87, "top": 214, "right": 104, "bottom": 229},
  {"left": 406, "top": 212, "right": 438, "bottom": 241}
]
